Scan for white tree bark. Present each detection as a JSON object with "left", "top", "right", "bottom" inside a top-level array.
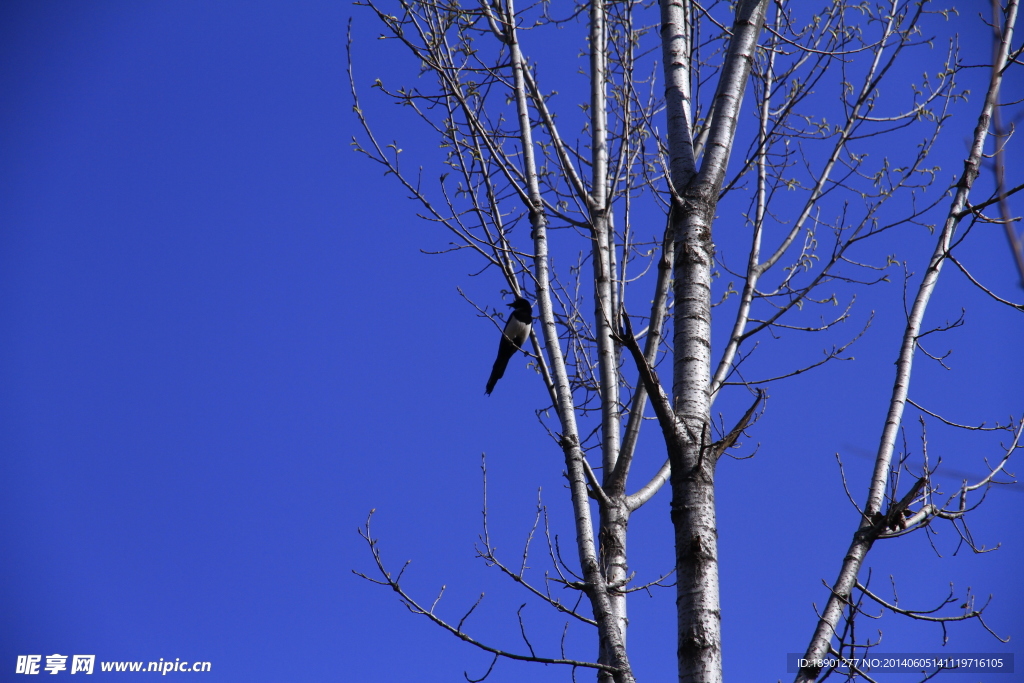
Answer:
[
  {"left": 587, "top": 2, "right": 631, "bottom": 679},
  {"left": 506, "top": 8, "right": 636, "bottom": 680},
  {"left": 664, "top": 2, "right": 767, "bottom": 682}
]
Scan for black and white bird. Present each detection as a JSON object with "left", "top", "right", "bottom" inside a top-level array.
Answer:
[{"left": 485, "top": 297, "right": 533, "bottom": 395}]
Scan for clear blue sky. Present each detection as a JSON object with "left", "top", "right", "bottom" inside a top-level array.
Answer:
[{"left": 1, "top": 2, "right": 1021, "bottom": 681}]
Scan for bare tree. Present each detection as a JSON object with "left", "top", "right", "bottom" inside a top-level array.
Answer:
[
  {"left": 349, "top": 1, "right": 1023, "bottom": 681},
  {"left": 796, "top": 2, "right": 1022, "bottom": 679}
]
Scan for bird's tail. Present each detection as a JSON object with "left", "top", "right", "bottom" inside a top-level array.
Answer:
[
  {"left": 485, "top": 348, "right": 512, "bottom": 395},
  {"left": 485, "top": 365, "right": 504, "bottom": 395}
]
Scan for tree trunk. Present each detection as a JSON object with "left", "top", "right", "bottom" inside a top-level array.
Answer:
[{"left": 664, "top": 2, "right": 767, "bottom": 681}]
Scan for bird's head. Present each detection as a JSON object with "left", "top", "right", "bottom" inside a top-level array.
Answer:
[{"left": 508, "top": 297, "right": 532, "bottom": 312}]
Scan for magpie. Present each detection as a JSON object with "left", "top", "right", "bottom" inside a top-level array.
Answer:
[{"left": 485, "top": 297, "right": 533, "bottom": 395}]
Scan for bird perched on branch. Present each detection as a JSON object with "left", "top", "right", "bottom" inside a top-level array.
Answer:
[{"left": 485, "top": 297, "right": 533, "bottom": 395}]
